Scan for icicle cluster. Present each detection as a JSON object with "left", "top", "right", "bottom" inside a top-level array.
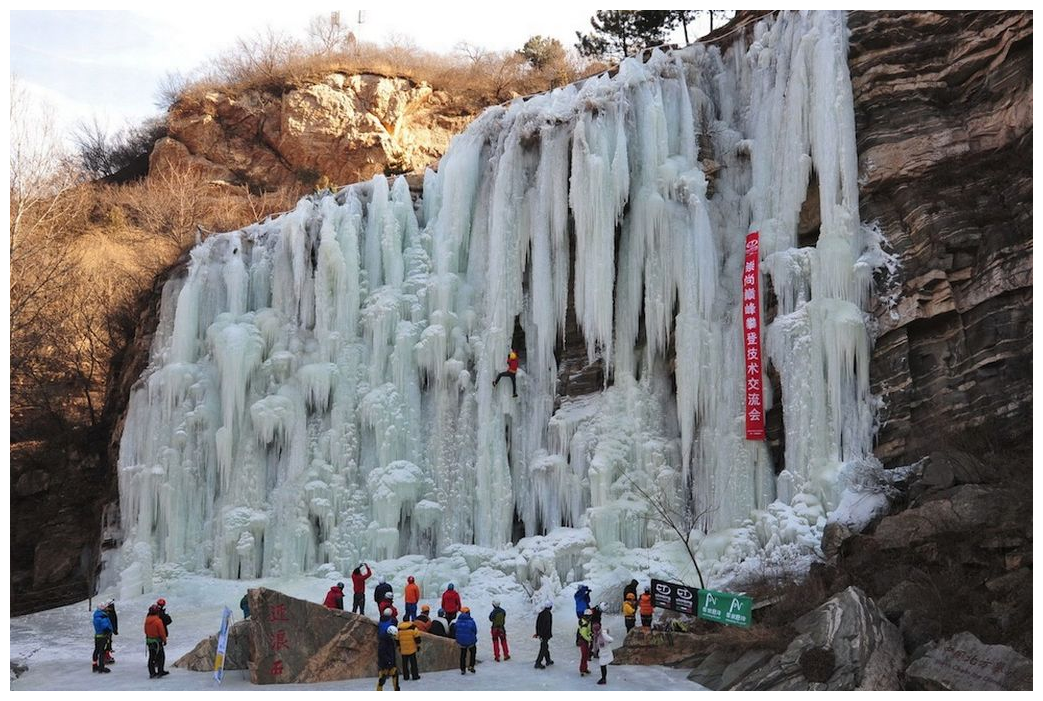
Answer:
[{"left": 117, "top": 11, "right": 880, "bottom": 591}]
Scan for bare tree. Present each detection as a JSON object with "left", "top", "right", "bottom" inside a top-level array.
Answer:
[
  {"left": 306, "top": 12, "right": 355, "bottom": 55},
  {"left": 624, "top": 474, "right": 709, "bottom": 589}
]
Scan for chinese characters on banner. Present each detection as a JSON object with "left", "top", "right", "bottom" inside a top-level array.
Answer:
[
  {"left": 742, "top": 231, "right": 765, "bottom": 440},
  {"left": 213, "top": 606, "right": 232, "bottom": 683}
]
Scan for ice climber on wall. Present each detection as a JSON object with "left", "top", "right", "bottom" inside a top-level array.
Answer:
[{"left": 492, "top": 349, "right": 520, "bottom": 397}]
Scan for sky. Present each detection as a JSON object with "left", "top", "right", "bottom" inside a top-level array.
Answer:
[{"left": 7, "top": 4, "right": 719, "bottom": 140}]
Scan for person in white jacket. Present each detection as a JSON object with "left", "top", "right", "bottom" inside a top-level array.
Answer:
[{"left": 595, "top": 626, "right": 614, "bottom": 685}]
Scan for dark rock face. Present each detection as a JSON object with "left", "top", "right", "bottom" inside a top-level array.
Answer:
[
  {"left": 848, "top": 10, "right": 1033, "bottom": 465},
  {"left": 10, "top": 257, "right": 185, "bottom": 615}
]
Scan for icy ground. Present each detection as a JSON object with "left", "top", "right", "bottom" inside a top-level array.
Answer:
[{"left": 9, "top": 570, "right": 705, "bottom": 692}]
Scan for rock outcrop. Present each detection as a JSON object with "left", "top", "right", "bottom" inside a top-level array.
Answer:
[
  {"left": 848, "top": 10, "right": 1033, "bottom": 465},
  {"left": 905, "top": 631, "right": 1032, "bottom": 691},
  {"left": 177, "top": 588, "right": 460, "bottom": 684},
  {"left": 732, "top": 587, "right": 905, "bottom": 690},
  {"left": 154, "top": 74, "right": 476, "bottom": 190}
]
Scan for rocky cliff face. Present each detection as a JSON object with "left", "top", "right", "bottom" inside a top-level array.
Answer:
[
  {"left": 850, "top": 10, "right": 1033, "bottom": 464},
  {"left": 152, "top": 74, "right": 477, "bottom": 190}
]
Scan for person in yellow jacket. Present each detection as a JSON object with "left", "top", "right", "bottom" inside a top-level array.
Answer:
[
  {"left": 622, "top": 592, "right": 637, "bottom": 632},
  {"left": 397, "top": 619, "right": 422, "bottom": 682},
  {"left": 638, "top": 587, "right": 654, "bottom": 629}
]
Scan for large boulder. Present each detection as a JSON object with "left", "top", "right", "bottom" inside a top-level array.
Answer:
[
  {"left": 247, "top": 587, "right": 459, "bottom": 684},
  {"left": 905, "top": 631, "right": 1031, "bottom": 690},
  {"left": 732, "top": 587, "right": 905, "bottom": 690},
  {"left": 174, "top": 619, "right": 255, "bottom": 671}
]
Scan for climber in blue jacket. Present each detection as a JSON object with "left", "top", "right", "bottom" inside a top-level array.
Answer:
[
  {"left": 91, "top": 604, "right": 114, "bottom": 673},
  {"left": 454, "top": 607, "right": 479, "bottom": 674},
  {"left": 574, "top": 584, "right": 591, "bottom": 620}
]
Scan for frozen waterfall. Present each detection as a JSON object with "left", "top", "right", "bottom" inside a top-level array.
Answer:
[{"left": 116, "top": 11, "right": 883, "bottom": 593}]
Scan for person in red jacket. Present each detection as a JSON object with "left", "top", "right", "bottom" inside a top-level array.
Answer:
[
  {"left": 492, "top": 349, "right": 520, "bottom": 397},
  {"left": 324, "top": 582, "right": 346, "bottom": 610},
  {"left": 379, "top": 591, "right": 399, "bottom": 622},
  {"left": 441, "top": 583, "right": 462, "bottom": 622},
  {"left": 404, "top": 575, "right": 421, "bottom": 622},
  {"left": 351, "top": 563, "right": 372, "bottom": 614},
  {"left": 638, "top": 587, "right": 654, "bottom": 628}
]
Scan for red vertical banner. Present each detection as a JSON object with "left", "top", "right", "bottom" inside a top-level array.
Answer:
[{"left": 742, "top": 231, "right": 765, "bottom": 440}]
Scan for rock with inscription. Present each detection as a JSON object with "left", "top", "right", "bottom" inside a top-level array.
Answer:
[
  {"left": 905, "top": 631, "right": 1031, "bottom": 690},
  {"left": 248, "top": 587, "right": 459, "bottom": 684},
  {"left": 732, "top": 587, "right": 905, "bottom": 690}
]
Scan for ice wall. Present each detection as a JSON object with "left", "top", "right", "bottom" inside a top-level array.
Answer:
[{"left": 117, "top": 11, "right": 879, "bottom": 592}]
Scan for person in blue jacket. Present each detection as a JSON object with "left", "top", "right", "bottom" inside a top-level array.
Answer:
[
  {"left": 454, "top": 607, "right": 478, "bottom": 674},
  {"left": 92, "top": 603, "right": 114, "bottom": 673},
  {"left": 574, "top": 584, "right": 591, "bottom": 620},
  {"left": 376, "top": 621, "right": 400, "bottom": 691}
]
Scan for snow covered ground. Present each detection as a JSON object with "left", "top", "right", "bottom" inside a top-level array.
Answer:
[{"left": 9, "top": 571, "right": 705, "bottom": 692}]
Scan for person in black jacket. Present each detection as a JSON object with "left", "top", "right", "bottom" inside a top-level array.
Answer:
[
  {"left": 533, "top": 601, "right": 554, "bottom": 669},
  {"left": 373, "top": 576, "right": 392, "bottom": 611},
  {"left": 155, "top": 598, "right": 172, "bottom": 638},
  {"left": 102, "top": 600, "right": 118, "bottom": 664},
  {"left": 376, "top": 621, "right": 400, "bottom": 691},
  {"left": 623, "top": 579, "right": 639, "bottom": 603}
]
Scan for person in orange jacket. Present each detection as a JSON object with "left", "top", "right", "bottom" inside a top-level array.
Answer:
[
  {"left": 397, "top": 619, "right": 422, "bottom": 681},
  {"left": 638, "top": 586, "right": 654, "bottom": 628},
  {"left": 404, "top": 576, "right": 421, "bottom": 622},
  {"left": 144, "top": 604, "right": 168, "bottom": 678},
  {"left": 414, "top": 604, "right": 433, "bottom": 632}
]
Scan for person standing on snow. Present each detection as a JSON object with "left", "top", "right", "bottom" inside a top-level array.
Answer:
[
  {"left": 351, "top": 563, "right": 372, "bottom": 614},
  {"left": 576, "top": 609, "right": 593, "bottom": 676},
  {"left": 144, "top": 604, "right": 168, "bottom": 678},
  {"left": 376, "top": 619, "right": 400, "bottom": 691},
  {"left": 240, "top": 592, "right": 251, "bottom": 620},
  {"left": 533, "top": 600, "right": 554, "bottom": 669},
  {"left": 91, "top": 603, "right": 113, "bottom": 673},
  {"left": 595, "top": 626, "right": 615, "bottom": 685},
  {"left": 574, "top": 584, "right": 591, "bottom": 620},
  {"left": 455, "top": 607, "right": 478, "bottom": 674},
  {"left": 397, "top": 619, "right": 422, "bottom": 681},
  {"left": 404, "top": 575, "right": 421, "bottom": 622},
  {"left": 441, "top": 583, "right": 462, "bottom": 622},
  {"left": 639, "top": 587, "right": 654, "bottom": 629},
  {"left": 102, "top": 600, "right": 118, "bottom": 664},
  {"left": 373, "top": 575, "right": 392, "bottom": 611},
  {"left": 155, "top": 598, "right": 173, "bottom": 640},
  {"left": 492, "top": 349, "right": 520, "bottom": 397},
  {"left": 324, "top": 582, "right": 346, "bottom": 610},
  {"left": 488, "top": 600, "right": 510, "bottom": 661},
  {"left": 590, "top": 602, "right": 605, "bottom": 659},
  {"left": 622, "top": 593, "right": 637, "bottom": 632}
]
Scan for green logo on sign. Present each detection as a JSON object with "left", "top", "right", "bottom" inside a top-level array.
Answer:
[{"left": 697, "top": 589, "right": 753, "bottom": 628}]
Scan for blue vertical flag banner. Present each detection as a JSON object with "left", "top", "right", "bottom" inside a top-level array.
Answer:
[{"left": 213, "top": 606, "right": 232, "bottom": 683}]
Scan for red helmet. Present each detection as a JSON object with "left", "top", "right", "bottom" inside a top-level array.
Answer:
[
  {"left": 156, "top": 598, "right": 166, "bottom": 606},
  {"left": 407, "top": 576, "right": 415, "bottom": 583}
]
